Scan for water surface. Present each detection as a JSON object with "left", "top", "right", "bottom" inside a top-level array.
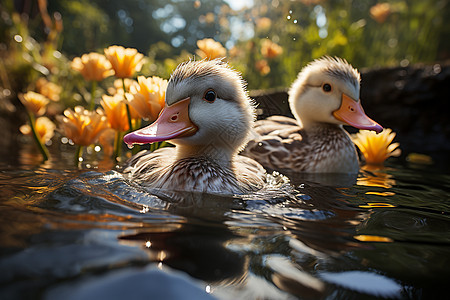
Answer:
[{"left": 0, "top": 146, "right": 449, "bottom": 299}]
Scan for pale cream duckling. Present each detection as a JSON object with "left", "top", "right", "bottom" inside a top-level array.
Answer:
[
  {"left": 243, "top": 57, "right": 383, "bottom": 174},
  {"left": 123, "top": 60, "right": 266, "bottom": 194}
]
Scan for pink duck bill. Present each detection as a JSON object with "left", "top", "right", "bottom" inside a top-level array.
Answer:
[
  {"left": 123, "top": 97, "right": 198, "bottom": 146},
  {"left": 333, "top": 94, "right": 383, "bottom": 133}
]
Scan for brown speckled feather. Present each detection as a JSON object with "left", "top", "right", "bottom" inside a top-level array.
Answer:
[
  {"left": 242, "top": 116, "right": 359, "bottom": 173},
  {"left": 124, "top": 148, "right": 265, "bottom": 194}
]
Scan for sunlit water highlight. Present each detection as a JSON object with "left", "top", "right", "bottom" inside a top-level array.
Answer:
[{"left": 0, "top": 149, "right": 449, "bottom": 299}]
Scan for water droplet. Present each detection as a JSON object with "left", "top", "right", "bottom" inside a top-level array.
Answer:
[
  {"left": 287, "top": 15, "right": 291, "bottom": 20},
  {"left": 127, "top": 144, "right": 134, "bottom": 149},
  {"left": 433, "top": 64, "right": 442, "bottom": 74},
  {"left": 400, "top": 59, "right": 409, "bottom": 67},
  {"left": 14, "top": 35, "right": 23, "bottom": 43},
  {"left": 293, "top": 19, "right": 297, "bottom": 24}
]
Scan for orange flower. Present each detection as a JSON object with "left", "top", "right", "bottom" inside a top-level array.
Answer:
[
  {"left": 19, "top": 91, "right": 49, "bottom": 116},
  {"left": 127, "top": 76, "right": 168, "bottom": 121},
  {"left": 256, "top": 17, "right": 272, "bottom": 31},
  {"left": 57, "top": 106, "right": 109, "bottom": 146},
  {"left": 199, "top": 13, "right": 215, "bottom": 24},
  {"left": 104, "top": 45, "right": 144, "bottom": 78},
  {"left": 98, "top": 128, "right": 116, "bottom": 157},
  {"left": 101, "top": 94, "right": 130, "bottom": 131},
  {"left": 261, "top": 39, "right": 283, "bottom": 58},
  {"left": 228, "top": 46, "right": 241, "bottom": 58},
  {"left": 299, "top": 0, "right": 322, "bottom": 5},
  {"left": 196, "top": 38, "right": 226, "bottom": 60},
  {"left": 20, "top": 116, "right": 56, "bottom": 143},
  {"left": 71, "top": 52, "right": 114, "bottom": 81},
  {"left": 370, "top": 3, "right": 391, "bottom": 23},
  {"left": 36, "top": 78, "right": 62, "bottom": 101},
  {"left": 352, "top": 128, "right": 401, "bottom": 165},
  {"left": 107, "top": 78, "right": 136, "bottom": 95},
  {"left": 255, "top": 59, "right": 270, "bottom": 75}
]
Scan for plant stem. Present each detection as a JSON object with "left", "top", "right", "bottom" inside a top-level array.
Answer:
[
  {"left": 122, "top": 78, "right": 133, "bottom": 133},
  {"left": 88, "top": 80, "right": 97, "bottom": 110},
  {"left": 75, "top": 145, "right": 83, "bottom": 166},
  {"left": 125, "top": 104, "right": 133, "bottom": 131},
  {"left": 26, "top": 111, "right": 49, "bottom": 161},
  {"left": 113, "top": 130, "right": 123, "bottom": 162},
  {"left": 131, "top": 118, "right": 141, "bottom": 155}
]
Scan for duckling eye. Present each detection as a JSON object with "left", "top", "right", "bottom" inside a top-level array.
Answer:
[
  {"left": 322, "top": 83, "right": 332, "bottom": 93},
  {"left": 203, "top": 89, "right": 217, "bottom": 103}
]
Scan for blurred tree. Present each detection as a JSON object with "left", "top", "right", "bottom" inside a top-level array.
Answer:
[
  {"left": 44, "top": 0, "right": 229, "bottom": 57},
  {"left": 233, "top": 0, "right": 450, "bottom": 89}
]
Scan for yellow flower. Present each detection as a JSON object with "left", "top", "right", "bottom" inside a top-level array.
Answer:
[
  {"left": 196, "top": 38, "right": 226, "bottom": 60},
  {"left": 127, "top": 76, "right": 168, "bottom": 121},
  {"left": 36, "top": 78, "right": 62, "bottom": 101},
  {"left": 104, "top": 45, "right": 144, "bottom": 78},
  {"left": 71, "top": 52, "right": 114, "bottom": 81},
  {"left": 406, "top": 153, "right": 433, "bottom": 165},
  {"left": 357, "top": 165, "right": 396, "bottom": 188},
  {"left": 261, "top": 39, "right": 283, "bottom": 59},
  {"left": 57, "top": 106, "right": 109, "bottom": 146},
  {"left": 354, "top": 235, "right": 393, "bottom": 242},
  {"left": 19, "top": 91, "right": 49, "bottom": 116},
  {"left": 370, "top": 3, "right": 391, "bottom": 23},
  {"left": 20, "top": 116, "right": 56, "bottom": 143},
  {"left": 101, "top": 94, "right": 130, "bottom": 131},
  {"left": 352, "top": 128, "right": 401, "bottom": 165}
]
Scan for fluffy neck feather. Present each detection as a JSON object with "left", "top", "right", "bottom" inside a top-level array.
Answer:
[{"left": 175, "top": 144, "right": 234, "bottom": 167}]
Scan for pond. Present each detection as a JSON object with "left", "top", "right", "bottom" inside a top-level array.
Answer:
[{"left": 0, "top": 144, "right": 449, "bottom": 300}]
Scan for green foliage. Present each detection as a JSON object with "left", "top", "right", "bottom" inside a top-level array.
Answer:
[
  {"left": 233, "top": 0, "right": 449, "bottom": 89},
  {"left": 1, "top": 0, "right": 449, "bottom": 93},
  {"left": 57, "top": 1, "right": 110, "bottom": 54}
]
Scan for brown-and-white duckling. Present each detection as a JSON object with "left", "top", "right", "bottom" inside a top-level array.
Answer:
[
  {"left": 242, "top": 56, "right": 383, "bottom": 174},
  {"left": 123, "top": 59, "right": 266, "bottom": 194}
]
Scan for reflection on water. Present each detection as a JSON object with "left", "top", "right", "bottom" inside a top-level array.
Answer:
[{"left": 0, "top": 151, "right": 449, "bottom": 299}]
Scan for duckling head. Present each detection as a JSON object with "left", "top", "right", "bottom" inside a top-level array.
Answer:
[
  {"left": 289, "top": 56, "right": 382, "bottom": 133},
  {"left": 124, "top": 59, "right": 255, "bottom": 160}
]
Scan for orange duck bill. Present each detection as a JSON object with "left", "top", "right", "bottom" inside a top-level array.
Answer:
[
  {"left": 123, "top": 97, "right": 198, "bottom": 146},
  {"left": 333, "top": 94, "right": 383, "bottom": 133}
]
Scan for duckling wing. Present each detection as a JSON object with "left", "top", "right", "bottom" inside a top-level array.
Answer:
[
  {"left": 243, "top": 116, "right": 309, "bottom": 171},
  {"left": 253, "top": 116, "right": 299, "bottom": 136},
  {"left": 234, "top": 155, "right": 267, "bottom": 192}
]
